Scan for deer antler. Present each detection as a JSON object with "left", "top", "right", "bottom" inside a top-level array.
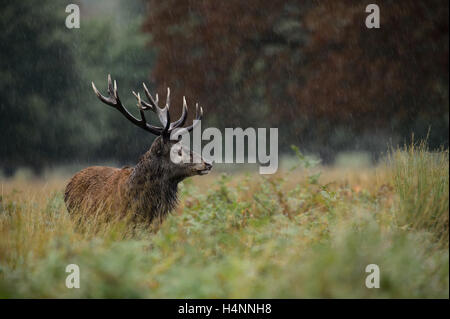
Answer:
[
  {"left": 133, "top": 84, "right": 171, "bottom": 135},
  {"left": 92, "top": 74, "right": 163, "bottom": 135},
  {"left": 132, "top": 82, "right": 203, "bottom": 136},
  {"left": 92, "top": 74, "right": 204, "bottom": 138}
]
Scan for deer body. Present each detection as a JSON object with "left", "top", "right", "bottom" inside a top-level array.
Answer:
[
  {"left": 64, "top": 75, "right": 211, "bottom": 222},
  {"left": 65, "top": 166, "right": 132, "bottom": 217}
]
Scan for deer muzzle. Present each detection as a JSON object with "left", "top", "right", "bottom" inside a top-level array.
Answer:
[{"left": 198, "top": 162, "right": 212, "bottom": 175}]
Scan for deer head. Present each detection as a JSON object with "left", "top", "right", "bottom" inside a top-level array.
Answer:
[{"left": 91, "top": 75, "right": 212, "bottom": 182}]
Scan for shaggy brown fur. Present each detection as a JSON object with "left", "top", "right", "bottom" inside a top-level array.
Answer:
[
  {"left": 65, "top": 166, "right": 132, "bottom": 217},
  {"left": 64, "top": 137, "right": 211, "bottom": 223}
]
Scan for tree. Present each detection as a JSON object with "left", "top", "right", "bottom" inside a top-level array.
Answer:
[
  {"left": 0, "top": 1, "right": 88, "bottom": 174},
  {"left": 0, "top": 0, "right": 155, "bottom": 174},
  {"left": 143, "top": 0, "right": 449, "bottom": 160},
  {"left": 72, "top": 2, "right": 156, "bottom": 165}
]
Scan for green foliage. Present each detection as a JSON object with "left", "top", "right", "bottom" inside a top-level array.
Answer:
[
  {"left": 290, "top": 145, "right": 321, "bottom": 170},
  {"left": 0, "top": 145, "right": 448, "bottom": 298}
]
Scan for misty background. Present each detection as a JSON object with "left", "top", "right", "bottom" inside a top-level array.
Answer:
[{"left": 0, "top": 0, "right": 448, "bottom": 176}]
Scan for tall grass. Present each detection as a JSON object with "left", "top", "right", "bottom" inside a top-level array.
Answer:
[
  {"left": 0, "top": 142, "right": 448, "bottom": 298},
  {"left": 389, "top": 140, "right": 449, "bottom": 245}
]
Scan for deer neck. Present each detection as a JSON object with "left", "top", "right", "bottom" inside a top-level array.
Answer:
[{"left": 127, "top": 153, "right": 179, "bottom": 220}]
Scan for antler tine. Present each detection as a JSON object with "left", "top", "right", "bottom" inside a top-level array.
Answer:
[
  {"left": 136, "top": 92, "right": 147, "bottom": 123},
  {"left": 154, "top": 94, "right": 169, "bottom": 131},
  {"left": 142, "top": 82, "right": 159, "bottom": 110},
  {"left": 98, "top": 77, "right": 205, "bottom": 138},
  {"left": 169, "top": 96, "right": 188, "bottom": 130},
  {"left": 132, "top": 90, "right": 153, "bottom": 111},
  {"left": 113, "top": 80, "right": 118, "bottom": 99},
  {"left": 139, "top": 83, "right": 171, "bottom": 134},
  {"left": 174, "top": 102, "right": 203, "bottom": 135},
  {"left": 92, "top": 82, "right": 115, "bottom": 107},
  {"left": 92, "top": 74, "right": 163, "bottom": 136},
  {"left": 186, "top": 103, "right": 204, "bottom": 132},
  {"left": 165, "top": 87, "right": 170, "bottom": 109},
  {"left": 162, "top": 87, "right": 171, "bottom": 134},
  {"left": 107, "top": 74, "right": 113, "bottom": 95}
]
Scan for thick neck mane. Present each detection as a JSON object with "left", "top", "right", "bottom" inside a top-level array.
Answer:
[{"left": 127, "top": 150, "right": 179, "bottom": 221}]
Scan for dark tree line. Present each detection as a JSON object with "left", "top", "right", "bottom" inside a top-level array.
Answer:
[
  {"left": 1, "top": 1, "right": 154, "bottom": 175},
  {"left": 143, "top": 0, "right": 449, "bottom": 160}
]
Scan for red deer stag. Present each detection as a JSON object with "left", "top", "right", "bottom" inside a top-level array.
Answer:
[{"left": 64, "top": 75, "right": 212, "bottom": 222}]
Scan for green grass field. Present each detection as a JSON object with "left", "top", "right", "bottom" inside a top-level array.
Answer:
[{"left": 0, "top": 142, "right": 448, "bottom": 298}]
